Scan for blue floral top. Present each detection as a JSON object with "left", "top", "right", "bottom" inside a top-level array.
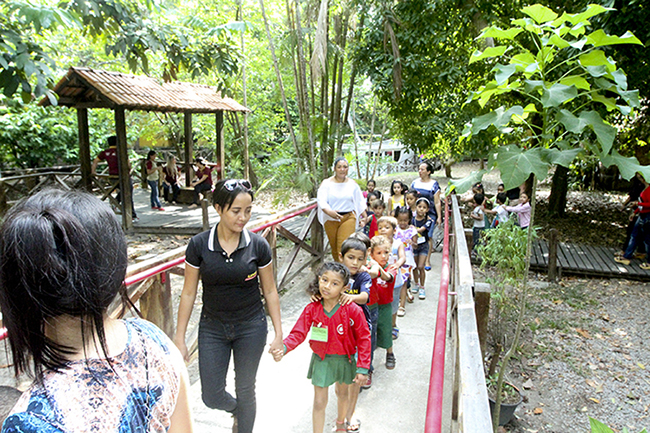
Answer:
[{"left": 2, "top": 318, "right": 185, "bottom": 433}]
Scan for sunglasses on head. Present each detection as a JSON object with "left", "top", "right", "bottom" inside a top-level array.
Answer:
[{"left": 224, "top": 179, "right": 252, "bottom": 191}]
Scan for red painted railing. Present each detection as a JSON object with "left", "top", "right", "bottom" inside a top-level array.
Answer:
[
  {"left": 424, "top": 197, "right": 451, "bottom": 432},
  {"left": 0, "top": 202, "right": 318, "bottom": 342}
]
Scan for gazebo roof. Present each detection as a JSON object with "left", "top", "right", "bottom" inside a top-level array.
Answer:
[{"left": 39, "top": 67, "right": 249, "bottom": 114}]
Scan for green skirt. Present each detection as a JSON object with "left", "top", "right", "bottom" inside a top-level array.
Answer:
[{"left": 307, "top": 353, "right": 356, "bottom": 387}]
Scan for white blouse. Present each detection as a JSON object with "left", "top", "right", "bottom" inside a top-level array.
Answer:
[{"left": 317, "top": 178, "right": 366, "bottom": 225}]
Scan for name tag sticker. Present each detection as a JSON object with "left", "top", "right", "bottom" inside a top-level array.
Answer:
[
  {"left": 417, "top": 235, "right": 426, "bottom": 244},
  {"left": 310, "top": 324, "right": 328, "bottom": 343}
]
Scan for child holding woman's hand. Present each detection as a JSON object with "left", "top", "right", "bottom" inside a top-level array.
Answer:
[{"left": 272, "top": 262, "right": 371, "bottom": 433}]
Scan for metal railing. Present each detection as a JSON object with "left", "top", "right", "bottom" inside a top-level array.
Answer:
[{"left": 425, "top": 195, "right": 492, "bottom": 432}]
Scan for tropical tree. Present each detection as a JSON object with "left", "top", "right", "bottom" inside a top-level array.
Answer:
[{"left": 456, "top": 4, "right": 646, "bottom": 430}]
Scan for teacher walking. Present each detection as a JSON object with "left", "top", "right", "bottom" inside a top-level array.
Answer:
[
  {"left": 317, "top": 157, "right": 367, "bottom": 261},
  {"left": 174, "top": 179, "right": 283, "bottom": 433},
  {"left": 411, "top": 160, "right": 442, "bottom": 270}
]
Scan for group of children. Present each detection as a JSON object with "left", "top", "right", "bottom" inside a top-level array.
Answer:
[
  {"left": 272, "top": 179, "right": 437, "bottom": 433},
  {"left": 468, "top": 182, "right": 532, "bottom": 250}
]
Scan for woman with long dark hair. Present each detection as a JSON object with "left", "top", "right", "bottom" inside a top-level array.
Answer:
[
  {"left": 410, "top": 160, "right": 442, "bottom": 271},
  {"left": 0, "top": 189, "right": 192, "bottom": 432},
  {"left": 174, "top": 179, "right": 283, "bottom": 433}
]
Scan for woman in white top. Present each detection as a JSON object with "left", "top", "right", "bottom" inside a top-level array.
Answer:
[{"left": 317, "top": 157, "right": 367, "bottom": 261}]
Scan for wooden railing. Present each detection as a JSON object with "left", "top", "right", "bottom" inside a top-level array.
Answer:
[{"left": 426, "top": 195, "right": 492, "bottom": 432}]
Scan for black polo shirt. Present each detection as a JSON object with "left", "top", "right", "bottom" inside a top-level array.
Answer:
[{"left": 185, "top": 224, "right": 272, "bottom": 323}]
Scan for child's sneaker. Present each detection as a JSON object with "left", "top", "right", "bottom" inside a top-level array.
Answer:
[
  {"left": 418, "top": 286, "right": 426, "bottom": 300},
  {"left": 411, "top": 284, "right": 419, "bottom": 294},
  {"left": 361, "top": 371, "right": 372, "bottom": 389},
  {"left": 386, "top": 353, "right": 396, "bottom": 370}
]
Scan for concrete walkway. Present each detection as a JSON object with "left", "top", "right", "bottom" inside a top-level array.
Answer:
[{"left": 189, "top": 251, "right": 442, "bottom": 432}]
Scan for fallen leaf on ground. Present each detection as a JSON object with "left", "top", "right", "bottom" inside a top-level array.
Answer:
[
  {"left": 553, "top": 299, "right": 563, "bottom": 305},
  {"left": 576, "top": 328, "right": 591, "bottom": 339},
  {"left": 534, "top": 407, "right": 544, "bottom": 415},
  {"left": 638, "top": 362, "right": 646, "bottom": 370},
  {"left": 523, "top": 379, "right": 533, "bottom": 389},
  {"left": 589, "top": 398, "right": 600, "bottom": 404},
  {"left": 586, "top": 379, "right": 598, "bottom": 389}
]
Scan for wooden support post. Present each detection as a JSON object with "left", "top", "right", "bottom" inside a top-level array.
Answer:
[
  {"left": 548, "top": 228, "right": 558, "bottom": 282},
  {"left": 266, "top": 225, "right": 278, "bottom": 282},
  {"left": 139, "top": 272, "right": 174, "bottom": 339},
  {"left": 215, "top": 111, "right": 224, "bottom": 180},
  {"left": 184, "top": 113, "right": 193, "bottom": 187},
  {"left": 77, "top": 108, "right": 92, "bottom": 191},
  {"left": 201, "top": 198, "right": 210, "bottom": 231},
  {"left": 114, "top": 108, "right": 133, "bottom": 229},
  {"left": 474, "top": 282, "right": 491, "bottom": 360},
  {"left": 310, "top": 214, "right": 324, "bottom": 257}
]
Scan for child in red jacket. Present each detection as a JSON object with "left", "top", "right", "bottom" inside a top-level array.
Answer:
[{"left": 273, "top": 262, "right": 371, "bottom": 433}]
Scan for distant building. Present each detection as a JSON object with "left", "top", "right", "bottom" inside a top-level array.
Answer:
[{"left": 343, "top": 139, "right": 418, "bottom": 178}]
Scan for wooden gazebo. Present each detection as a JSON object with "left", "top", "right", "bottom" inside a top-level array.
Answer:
[{"left": 39, "top": 67, "right": 249, "bottom": 229}]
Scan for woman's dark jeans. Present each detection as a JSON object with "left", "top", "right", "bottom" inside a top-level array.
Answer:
[
  {"left": 624, "top": 213, "right": 650, "bottom": 261},
  {"left": 198, "top": 310, "right": 267, "bottom": 433},
  {"left": 163, "top": 182, "right": 180, "bottom": 202},
  {"left": 194, "top": 183, "right": 213, "bottom": 205}
]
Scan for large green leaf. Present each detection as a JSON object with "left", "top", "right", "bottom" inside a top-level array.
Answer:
[
  {"left": 586, "top": 29, "right": 643, "bottom": 47},
  {"left": 559, "top": 75, "right": 590, "bottom": 90},
  {"left": 510, "top": 52, "right": 536, "bottom": 71},
  {"left": 580, "top": 111, "right": 616, "bottom": 154},
  {"left": 579, "top": 50, "right": 616, "bottom": 72},
  {"left": 494, "top": 145, "right": 549, "bottom": 190},
  {"left": 539, "top": 147, "right": 582, "bottom": 167},
  {"left": 608, "top": 69, "right": 628, "bottom": 90},
  {"left": 469, "top": 46, "right": 508, "bottom": 64},
  {"left": 522, "top": 4, "right": 558, "bottom": 24},
  {"left": 567, "top": 5, "right": 613, "bottom": 26},
  {"left": 446, "top": 170, "right": 487, "bottom": 196},
  {"left": 541, "top": 83, "right": 578, "bottom": 107},
  {"left": 546, "top": 33, "right": 570, "bottom": 49},
  {"left": 591, "top": 92, "right": 617, "bottom": 111},
  {"left": 480, "top": 27, "right": 523, "bottom": 40},
  {"left": 618, "top": 89, "right": 640, "bottom": 108},
  {"left": 462, "top": 106, "right": 525, "bottom": 137},
  {"left": 600, "top": 150, "right": 650, "bottom": 182},
  {"left": 494, "top": 64, "right": 517, "bottom": 85},
  {"left": 588, "top": 418, "right": 615, "bottom": 433}
]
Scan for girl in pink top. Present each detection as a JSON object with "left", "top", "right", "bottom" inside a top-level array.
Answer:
[{"left": 504, "top": 193, "right": 531, "bottom": 229}]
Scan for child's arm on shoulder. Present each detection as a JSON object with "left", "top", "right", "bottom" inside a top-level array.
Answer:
[
  {"left": 339, "top": 291, "right": 369, "bottom": 306},
  {"left": 378, "top": 266, "right": 394, "bottom": 282},
  {"left": 470, "top": 208, "right": 482, "bottom": 220}
]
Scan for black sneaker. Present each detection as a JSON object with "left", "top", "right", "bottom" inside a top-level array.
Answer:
[{"left": 386, "top": 353, "right": 396, "bottom": 370}]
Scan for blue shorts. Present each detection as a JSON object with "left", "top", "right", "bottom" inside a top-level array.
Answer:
[{"left": 413, "top": 242, "right": 429, "bottom": 256}]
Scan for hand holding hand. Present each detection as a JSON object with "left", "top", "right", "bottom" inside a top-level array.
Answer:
[{"left": 353, "top": 374, "right": 368, "bottom": 386}]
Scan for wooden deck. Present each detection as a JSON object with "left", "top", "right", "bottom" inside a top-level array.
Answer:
[
  {"left": 128, "top": 187, "right": 307, "bottom": 236},
  {"left": 529, "top": 240, "right": 650, "bottom": 281}
]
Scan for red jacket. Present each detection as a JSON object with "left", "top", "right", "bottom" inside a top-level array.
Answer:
[
  {"left": 370, "top": 267, "right": 396, "bottom": 306},
  {"left": 283, "top": 301, "right": 371, "bottom": 373},
  {"left": 636, "top": 186, "right": 650, "bottom": 214}
]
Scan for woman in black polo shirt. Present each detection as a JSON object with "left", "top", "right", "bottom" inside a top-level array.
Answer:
[{"left": 174, "top": 179, "right": 283, "bottom": 433}]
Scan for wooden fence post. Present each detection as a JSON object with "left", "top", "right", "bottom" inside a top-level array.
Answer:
[
  {"left": 266, "top": 226, "right": 278, "bottom": 282},
  {"left": 548, "top": 228, "right": 558, "bottom": 282},
  {"left": 201, "top": 199, "right": 210, "bottom": 231},
  {"left": 474, "top": 282, "right": 491, "bottom": 360},
  {"left": 310, "top": 216, "right": 323, "bottom": 257},
  {"left": 139, "top": 272, "right": 174, "bottom": 338}
]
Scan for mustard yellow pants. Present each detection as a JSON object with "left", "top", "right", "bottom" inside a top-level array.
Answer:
[{"left": 324, "top": 212, "right": 357, "bottom": 261}]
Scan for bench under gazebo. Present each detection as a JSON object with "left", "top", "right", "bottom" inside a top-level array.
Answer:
[{"left": 39, "top": 67, "right": 249, "bottom": 229}]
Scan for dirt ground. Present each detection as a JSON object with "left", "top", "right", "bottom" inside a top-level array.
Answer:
[{"left": 88, "top": 162, "right": 650, "bottom": 432}]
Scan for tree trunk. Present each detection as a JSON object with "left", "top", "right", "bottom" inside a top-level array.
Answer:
[
  {"left": 548, "top": 165, "right": 569, "bottom": 217},
  {"left": 259, "top": 0, "right": 302, "bottom": 172}
]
